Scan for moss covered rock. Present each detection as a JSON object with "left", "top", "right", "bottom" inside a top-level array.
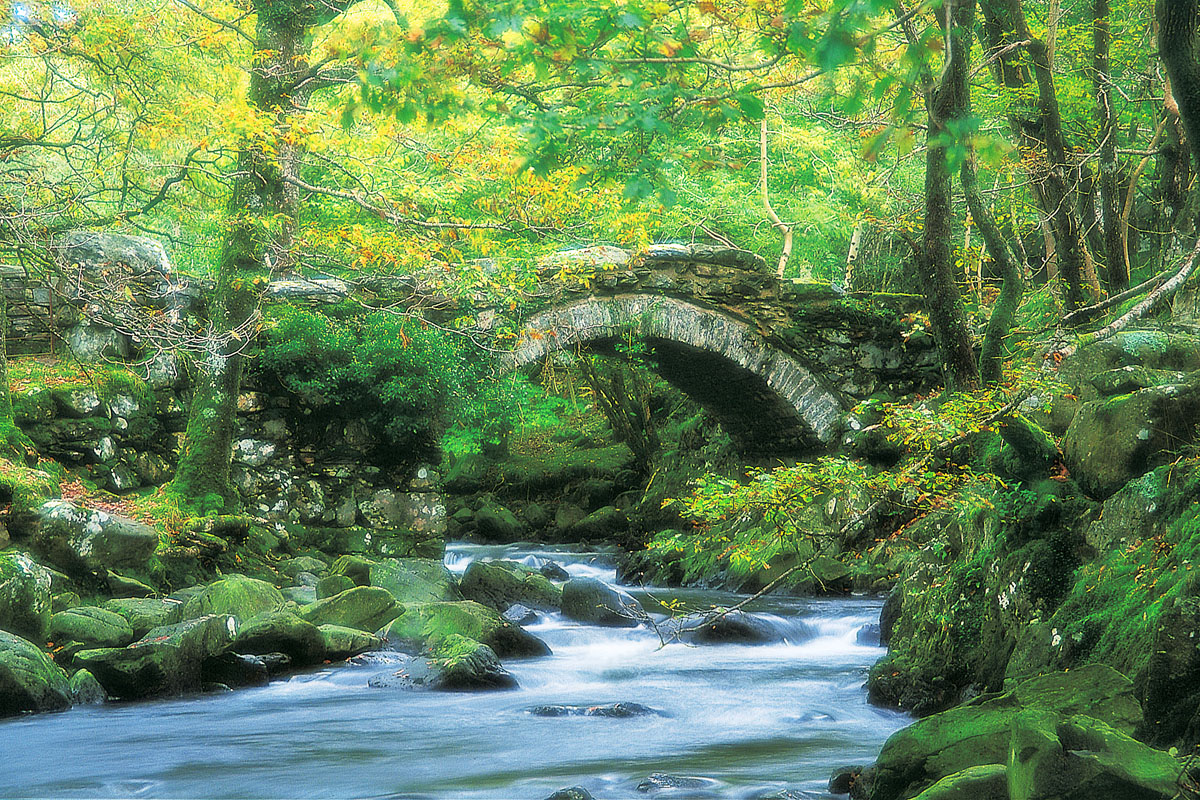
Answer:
[
  {"left": 379, "top": 601, "right": 550, "bottom": 658},
  {"left": 0, "top": 629, "right": 72, "bottom": 716},
  {"left": 911, "top": 764, "right": 1008, "bottom": 800},
  {"left": 47, "top": 606, "right": 134, "bottom": 649},
  {"left": 298, "top": 586, "right": 400, "bottom": 633},
  {"left": 1062, "top": 382, "right": 1200, "bottom": 499},
  {"left": 0, "top": 552, "right": 52, "bottom": 640},
  {"left": 370, "top": 558, "right": 461, "bottom": 604},
  {"left": 75, "top": 614, "right": 235, "bottom": 699},
  {"left": 472, "top": 503, "right": 525, "bottom": 543},
  {"left": 329, "top": 555, "right": 374, "bottom": 586},
  {"left": 67, "top": 668, "right": 107, "bottom": 705},
  {"left": 33, "top": 500, "right": 159, "bottom": 577},
  {"left": 869, "top": 666, "right": 1148, "bottom": 800},
  {"left": 1007, "top": 711, "right": 1181, "bottom": 800},
  {"left": 317, "top": 574, "right": 355, "bottom": 599},
  {"left": 367, "top": 634, "right": 517, "bottom": 692},
  {"left": 319, "top": 624, "right": 382, "bottom": 660},
  {"left": 181, "top": 574, "right": 285, "bottom": 623},
  {"left": 459, "top": 560, "right": 562, "bottom": 612},
  {"left": 102, "top": 597, "right": 183, "bottom": 638},
  {"left": 230, "top": 611, "right": 324, "bottom": 666}
]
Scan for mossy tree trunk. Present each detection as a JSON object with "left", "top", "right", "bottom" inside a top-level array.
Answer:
[
  {"left": 916, "top": 0, "right": 981, "bottom": 393},
  {"left": 172, "top": 0, "right": 337, "bottom": 512}
]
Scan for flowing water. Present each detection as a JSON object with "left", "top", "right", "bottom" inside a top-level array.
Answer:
[{"left": 0, "top": 543, "right": 908, "bottom": 799}]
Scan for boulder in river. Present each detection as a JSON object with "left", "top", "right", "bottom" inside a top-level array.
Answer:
[
  {"left": 67, "top": 668, "right": 107, "bottom": 705},
  {"left": 231, "top": 610, "right": 325, "bottom": 666},
  {"left": 528, "top": 702, "right": 659, "bottom": 718},
  {"left": 459, "top": 559, "right": 562, "bottom": 612},
  {"left": 539, "top": 561, "right": 571, "bottom": 582},
  {"left": 102, "top": 597, "right": 183, "bottom": 638},
  {"left": 0, "top": 629, "right": 73, "bottom": 717},
  {"left": 47, "top": 606, "right": 135, "bottom": 649},
  {"left": 663, "top": 610, "right": 811, "bottom": 645},
  {"left": 367, "top": 634, "right": 517, "bottom": 691},
  {"left": 298, "top": 586, "right": 400, "bottom": 633},
  {"left": 561, "top": 577, "right": 644, "bottom": 627},
  {"left": 378, "top": 600, "right": 550, "bottom": 659},
  {"left": 74, "top": 613, "right": 236, "bottom": 700},
  {"left": 181, "top": 575, "right": 285, "bottom": 623},
  {"left": 544, "top": 788, "right": 594, "bottom": 800},
  {"left": 503, "top": 604, "right": 538, "bottom": 625},
  {"left": 201, "top": 652, "right": 269, "bottom": 688},
  {"left": 369, "top": 558, "right": 462, "bottom": 604},
  {"left": 0, "top": 552, "right": 53, "bottom": 640},
  {"left": 319, "top": 624, "right": 382, "bottom": 660},
  {"left": 636, "top": 773, "right": 719, "bottom": 794}
]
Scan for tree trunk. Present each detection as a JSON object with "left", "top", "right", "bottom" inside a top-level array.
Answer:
[
  {"left": 918, "top": 0, "right": 980, "bottom": 392},
  {"left": 1159, "top": 0, "right": 1200, "bottom": 169},
  {"left": 1095, "top": 0, "right": 1130, "bottom": 291},
  {"left": 982, "top": 0, "right": 1102, "bottom": 308},
  {"left": 962, "top": 153, "right": 1026, "bottom": 384},
  {"left": 171, "top": 0, "right": 313, "bottom": 511}
]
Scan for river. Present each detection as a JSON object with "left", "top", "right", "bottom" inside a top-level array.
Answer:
[{"left": 0, "top": 543, "right": 907, "bottom": 799}]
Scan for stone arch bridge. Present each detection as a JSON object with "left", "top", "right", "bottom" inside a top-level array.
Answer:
[
  {"left": 501, "top": 245, "right": 940, "bottom": 456},
  {"left": 10, "top": 234, "right": 940, "bottom": 458}
]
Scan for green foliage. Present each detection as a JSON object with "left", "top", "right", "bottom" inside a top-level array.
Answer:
[{"left": 259, "top": 305, "right": 473, "bottom": 466}]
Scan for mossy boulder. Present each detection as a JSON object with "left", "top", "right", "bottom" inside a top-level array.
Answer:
[
  {"left": 370, "top": 558, "right": 461, "bottom": 604},
  {"left": 0, "top": 629, "right": 72, "bottom": 716},
  {"left": 1062, "top": 382, "right": 1200, "bottom": 499},
  {"left": 181, "top": 575, "right": 285, "bottom": 623},
  {"left": 367, "top": 634, "right": 517, "bottom": 692},
  {"left": 317, "top": 574, "right": 355, "bottom": 599},
  {"left": 459, "top": 560, "right": 563, "bottom": 612},
  {"left": 281, "top": 556, "right": 328, "bottom": 579},
  {"left": 47, "top": 606, "right": 134, "bottom": 648},
  {"left": 869, "top": 666, "right": 1146, "bottom": 800},
  {"left": 102, "top": 597, "right": 183, "bottom": 638},
  {"left": 329, "top": 555, "right": 374, "bottom": 586},
  {"left": 230, "top": 611, "right": 325, "bottom": 666},
  {"left": 67, "top": 668, "right": 107, "bottom": 704},
  {"left": 561, "top": 577, "right": 644, "bottom": 627},
  {"left": 0, "top": 552, "right": 53, "bottom": 640},
  {"left": 473, "top": 503, "right": 525, "bottom": 543},
  {"left": 298, "top": 586, "right": 400, "bottom": 633},
  {"left": 75, "top": 614, "right": 235, "bottom": 699},
  {"left": 378, "top": 601, "right": 550, "bottom": 658},
  {"left": 567, "top": 505, "right": 628, "bottom": 541},
  {"left": 911, "top": 764, "right": 1008, "bottom": 800},
  {"left": 319, "top": 624, "right": 382, "bottom": 660},
  {"left": 1007, "top": 710, "right": 1181, "bottom": 800},
  {"left": 32, "top": 500, "right": 159, "bottom": 577}
]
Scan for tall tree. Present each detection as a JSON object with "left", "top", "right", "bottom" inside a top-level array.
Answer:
[{"left": 171, "top": 0, "right": 354, "bottom": 511}]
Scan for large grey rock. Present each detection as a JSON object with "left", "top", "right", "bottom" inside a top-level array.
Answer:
[
  {"left": 0, "top": 552, "right": 53, "bottom": 640},
  {"left": 0, "top": 629, "right": 73, "bottom": 716},
  {"left": 561, "top": 577, "right": 644, "bottom": 627},
  {"left": 33, "top": 500, "right": 159, "bottom": 577}
]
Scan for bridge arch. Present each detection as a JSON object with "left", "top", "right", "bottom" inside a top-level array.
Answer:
[{"left": 504, "top": 294, "right": 849, "bottom": 455}]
